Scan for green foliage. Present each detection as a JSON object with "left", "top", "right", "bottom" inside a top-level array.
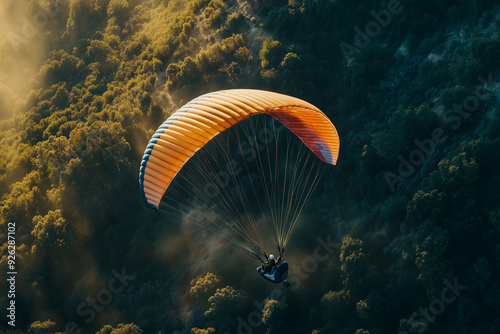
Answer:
[
  {"left": 204, "top": 286, "right": 246, "bottom": 332},
  {"left": 31, "top": 209, "right": 69, "bottom": 256},
  {"left": 320, "top": 289, "right": 352, "bottom": 327},
  {"left": 96, "top": 325, "right": 114, "bottom": 334},
  {"left": 406, "top": 12, "right": 439, "bottom": 51},
  {"left": 107, "top": 0, "right": 131, "bottom": 22},
  {"left": 37, "top": 50, "right": 86, "bottom": 86},
  {"left": 356, "top": 299, "right": 369, "bottom": 320},
  {"left": 440, "top": 85, "right": 471, "bottom": 110},
  {"left": 28, "top": 319, "right": 58, "bottom": 334},
  {"left": 340, "top": 237, "right": 371, "bottom": 299},
  {"left": 1, "top": 0, "right": 499, "bottom": 333},
  {"left": 167, "top": 56, "right": 201, "bottom": 90},
  {"left": 486, "top": 118, "right": 500, "bottom": 140},
  {"left": 448, "top": 56, "right": 482, "bottom": 86},
  {"left": 204, "top": 286, "right": 246, "bottom": 317},
  {"left": 372, "top": 104, "right": 439, "bottom": 164},
  {"left": 262, "top": 298, "right": 288, "bottom": 334},
  {"left": 191, "top": 328, "right": 215, "bottom": 334},
  {"left": 406, "top": 189, "right": 450, "bottom": 228},
  {"left": 203, "top": 0, "right": 227, "bottom": 28},
  {"left": 414, "top": 220, "right": 452, "bottom": 299},
  {"left": 414, "top": 59, "right": 450, "bottom": 96},
  {"left": 428, "top": 151, "right": 479, "bottom": 194},
  {"left": 86, "top": 40, "right": 115, "bottom": 63},
  {"left": 398, "top": 317, "right": 427, "bottom": 334},
  {"left": 96, "top": 323, "right": 143, "bottom": 334},
  {"left": 1, "top": 170, "right": 45, "bottom": 226},
  {"left": 221, "top": 12, "right": 249, "bottom": 38},
  {"left": 196, "top": 34, "right": 251, "bottom": 78},
  {"left": 259, "top": 37, "right": 286, "bottom": 69},
  {"left": 189, "top": 272, "right": 222, "bottom": 300},
  {"left": 354, "top": 330, "right": 369, "bottom": 334},
  {"left": 65, "top": 0, "right": 109, "bottom": 40},
  {"left": 341, "top": 58, "right": 370, "bottom": 109},
  {"left": 472, "top": 0, "right": 497, "bottom": 15},
  {"left": 470, "top": 37, "right": 500, "bottom": 72},
  {"left": 190, "top": 0, "right": 212, "bottom": 13}
]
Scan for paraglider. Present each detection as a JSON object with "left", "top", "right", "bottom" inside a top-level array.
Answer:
[
  {"left": 258, "top": 259, "right": 290, "bottom": 287},
  {"left": 262, "top": 254, "right": 277, "bottom": 274},
  {"left": 139, "top": 89, "right": 339, "bottom": 286},
  {"left": 256, "top": 254, "right": 289, "bottom": 287}
]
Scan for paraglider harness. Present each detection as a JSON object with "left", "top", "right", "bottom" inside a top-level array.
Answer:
[{"left": 253, "top": 245, "right": 290, "bottom": 287}]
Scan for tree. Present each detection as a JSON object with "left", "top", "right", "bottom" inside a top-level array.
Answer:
[
  {"left": 166, "top": 56, "right": 201, "bottom": 90},
  {"left": 448, "top": 56, "right": 481, "bottom": 86},
  {"left": 259, "top": 37, "right": 286, "bottom": 69},
  {"left": 372, "top": 104, "right": 439, "bottom": 165},
  {"left": 31, "top": 209, "right": 69, "bottom": 261},
  {"left": 356, "top": 299, "right": 369, "bottom": 320},
  {"left": 196, "top": 34, "right": 247, "bottom": 76},
  {"left": 220, "top": 12, "right": 249, "bottom": 38},
  {"left": 354, "top": 330, "right": 369, "bottom": 334},
  {"left": 190, "top": 272, "right": 222, "bottom": 301},
  {"left": 262, "top": 298, "right": 288, "bottom": 334},
  {"left": 340, "top": 237, "right": 372, "bottom": 299},
  {"left": 191, "top": 328, "right": 215, "bottom": 334},
  {"left": 62, "top": 120, "right": 132, "bottom": 210},
  {"left": 428, "top": 151, "right": 479, "bottom": 195},
  {"left": 65, "top": 0, "right": 107, "bottom": 40},
  {"left": 406, "top": 189, "right": 450, "bottom": 229},
  {"left": 96, "top": 323, "right": 143, "bottom": 334},
  {"left": 1, "top": 170, "right": 45, "bottom": 227},
  {"left": 341, "top": 58, "right": 370, "bottom": 109},
  {"left": 203, "top": 0, "right": 227, "bottom": 28},
  {"left": 414, "top": 220, "right": 452, "bottom": 299},
  {"left": 107, "top": 0, "right": 131, "bottom": 22},
  {"left": 320, "top": 289, "right": 352, "bottom": 327},
  {"left": 204, "top": 286, "right": 246, "bottom": 332},
  {"left": 28, "top": 319, "right": 58, "bottom": 334},
  {"left": 470, "top": 37, "right": 500, "bottom": 72},
  {"left": 439, "top": 85, "right": 471, "bottom": 111},
  {"left": 37, "top": 50, "right": 86, "bottom": 86}
]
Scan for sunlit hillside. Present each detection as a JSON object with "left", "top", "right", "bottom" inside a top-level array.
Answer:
[{"left": 1, "top": 0, "right": 500, "bottom": 333}]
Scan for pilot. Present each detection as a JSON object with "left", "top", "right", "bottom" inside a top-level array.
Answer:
[{"left": 262, "top": 254, "right": 277, "bottom": 274}]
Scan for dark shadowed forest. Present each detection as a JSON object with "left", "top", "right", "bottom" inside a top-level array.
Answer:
[{"left": 1, "top": 0, "right": 500, "bottom": 333}]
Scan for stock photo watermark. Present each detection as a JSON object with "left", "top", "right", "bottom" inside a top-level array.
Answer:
[
  {"left": 340, "top": 0, "right": 404, "bottom": 60},
  {"left": 233, "top": 235, "right": 340, "bottom": 334},
  {"left": 6, "top": 222, "right": 17, "bottom": 327},
  {"left": 400, "top": 277, "right": 467, "bottom": 333},
  {"left": 7, "top": 0, "right": 68, "bottom": 53},
  {"left": 64, "top": 267, "right": 135, "bottom": 334},
  {"left": 385, "top": 73, "right": 498, "bottom": 192}
]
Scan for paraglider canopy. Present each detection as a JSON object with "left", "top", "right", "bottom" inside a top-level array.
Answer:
[
  {"left": 139, "top": 89, "right": 339, "bottom": 210},
  {"left": 139, "top": 89, "right": 340, "bottom": 261}
]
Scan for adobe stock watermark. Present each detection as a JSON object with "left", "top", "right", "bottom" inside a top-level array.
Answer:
[
  {"left": 385, "top": 74, "right": 498, "bottom": 192},
  {"left": 6, "top": 0, "right": 68, "bottom": 53},
  {"left": 64, "top": 267, "right": 135, "bottom": 334},
  {"left": 233, "top": 235, "right": 340, "bottom": 334},
  {"left": 400, "top": 277, "right": 467, "bottom": 333},
  {"left": 340, "top": 0, "right": 404, "bottom": 60}
]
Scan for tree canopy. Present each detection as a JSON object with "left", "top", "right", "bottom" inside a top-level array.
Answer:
[{"left": 0, "top": 0, "right": 499, "bottom": 333}]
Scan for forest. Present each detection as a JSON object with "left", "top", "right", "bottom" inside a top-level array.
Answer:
[{"left": 1, "top": 0, "right": 500, "bottom": 333}]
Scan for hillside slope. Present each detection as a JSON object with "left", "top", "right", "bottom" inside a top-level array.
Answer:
[{"left": 1, "top": 0, "right": 500, "bottom": 333}]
